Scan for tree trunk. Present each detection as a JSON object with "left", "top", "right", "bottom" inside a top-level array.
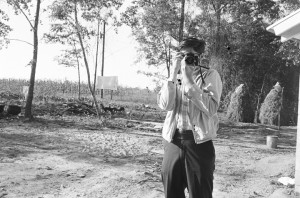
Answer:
[
  {"left": 168, "top": 42, "right": 171, "bottom": 77},
  {"left": 179, "top": 0, "right": 185, "bottom": 42},
  {"left": 74, "top": 2, "right": 101, "bottom": 118},
  {"left": 76, "top": 53, "right": 81, "bottom": 99},
  {"left": 93, "top": 18, "right": 101, "bottom": 93},
  {"left": 101, "top": 21, "right": 106, "bottom": 99},
  {"left": 254, "top": 75, "right": 266, "bottom": 123},
  {"left": 215, "top": 1, "right": 221, "bottom": 56},
  {"left": 24, "top": 0, "right": 41, "bottom": 119},
  {"left": 77, "top": 60, "right": 81, "bottom": 100},
  {"left": 72, "top": 41, "right": 81, "bottom": 99}
]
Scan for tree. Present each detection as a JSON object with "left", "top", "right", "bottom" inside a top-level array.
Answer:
[
  {"left": 124, "top": 0, "right": 298, "bottom": 124},
  {"left": 275, "top": 0, "right": 300, "bottom": 68},
  {"left": 122, "top": 0, "right": 183, "bottom": 78},
  {"left": 47, "top": 0, "right": 123, "bottom": 118},
  {"left": 222, "top": 21, "right": 289, "bottom": 119},
  {"left": 0, "top": 7, "right": 12, "bottom": 49},
  {"left": 54, "top": 47, "right": 83, "bottom": 99},
  {"left": 219, "top": 0, "right": 300, "bottom": 124},
  {"left": 273, "top": 0, "right": 300, "bottom": 125},
  {"left": 121, "top": 0, "right": 242, "bottom": 78},
  {"left": 44, "top": 3, "right": 84, "bottom": 100},
  {"left": 6, "top": 0, "right": 42, "bottom": 120}
]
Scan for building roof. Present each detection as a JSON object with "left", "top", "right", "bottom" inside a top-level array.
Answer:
[{"left": 266, "top": 8, "right": 300, "bottom": 42}]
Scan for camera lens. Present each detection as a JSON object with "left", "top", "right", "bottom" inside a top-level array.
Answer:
[
  {"left": 185, "top": 53, "right": 196, "bottom": 65},
  {"left": 185, "top": 56, "right": 195, "bottom": 64}
]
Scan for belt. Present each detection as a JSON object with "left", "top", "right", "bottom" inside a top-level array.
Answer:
[{"left": 173, "top": 129, "right": 194, "bottom": 140}]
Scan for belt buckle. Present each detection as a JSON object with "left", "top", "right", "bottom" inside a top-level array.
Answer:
[{"left": 178, "top": 128, "right": 184, "bottom": 133}]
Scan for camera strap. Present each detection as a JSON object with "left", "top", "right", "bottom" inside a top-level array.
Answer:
[{"left": 199, "top": 66, "right": 206, "bottom": 85}]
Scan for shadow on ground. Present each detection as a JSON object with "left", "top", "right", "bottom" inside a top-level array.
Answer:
[
  {"left": 0, "top": 116, "right": 163, "bottom": 169},
  {"left": 218, "top": 122, "right": 297, "bottom": 148}
]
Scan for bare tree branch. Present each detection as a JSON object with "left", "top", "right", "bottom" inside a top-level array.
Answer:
[
  {"left": 11, "top": 0, "right": 35, "bottom": 30},
  {"left": 7, "top": 38, "right": 33, "bottom": 46}
]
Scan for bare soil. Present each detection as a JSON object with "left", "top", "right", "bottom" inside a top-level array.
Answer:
[{"left": 0, "top": 112, "right": 298, "bottom": 198}]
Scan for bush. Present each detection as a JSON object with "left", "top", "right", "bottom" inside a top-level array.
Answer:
[
  {"left": 219, "top": 91, "right": 232, "bottom": 112},
  {"left": 259, "top": 82, "right": 283, "bottom": 126},
  {"left": 226, "top": 84, "right": 254, "bottom": 123}
]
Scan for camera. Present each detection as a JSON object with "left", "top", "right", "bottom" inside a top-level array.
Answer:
[{"left": 184, "top": 53, "right": 199, "bottom": 66}]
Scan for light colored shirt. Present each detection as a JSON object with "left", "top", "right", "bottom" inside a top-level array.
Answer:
[
  {"left": 157, "top": 68, "right": 223, "bottom": 144},
  {"left": 176, "top": 78, "right": 193, "bottom": 130}
]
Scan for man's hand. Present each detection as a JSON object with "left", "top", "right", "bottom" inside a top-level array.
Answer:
[
  {"left": 181, "top": 58, "right": 194, "bottom": 88},
  {"left": 169, "top": 52, "right": 183, "bottom": 82}
]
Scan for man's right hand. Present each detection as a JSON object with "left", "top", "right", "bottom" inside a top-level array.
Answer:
[{"left": 169, "top": 52, "right": 183, "bottom": 82}]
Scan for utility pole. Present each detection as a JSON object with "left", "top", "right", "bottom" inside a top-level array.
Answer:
[
  {"left": 101, "top": 21, "right": 106, "bottom": 99},
  {"left": 93, "top": 18, "right": 101, "bottom": 94}
]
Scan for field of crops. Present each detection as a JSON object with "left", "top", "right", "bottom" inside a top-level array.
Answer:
[
  {"left": 0, "top": 78, "right": 157, "bottom": 104},
  {"left": 0, "top": 78, "right": 165, "bottom": 122}
]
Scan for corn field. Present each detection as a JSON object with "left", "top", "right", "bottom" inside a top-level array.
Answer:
[{"left": 0, "top": 78, "right": 157, "bottom": 105}]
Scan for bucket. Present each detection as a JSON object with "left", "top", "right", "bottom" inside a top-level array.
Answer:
[{"left": 266, "top": 135, "right": 278, "bottom": 149}]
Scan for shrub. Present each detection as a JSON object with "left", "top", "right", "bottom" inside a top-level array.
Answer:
[
  {"left": 226, "top": 84, "right": 254, "bottom": 123},
  {"left": 219, "top": 91, "right": 232, "bottom": 112},
  {"left": 259, "top": 82, "right": 283, "bottom": 126}
]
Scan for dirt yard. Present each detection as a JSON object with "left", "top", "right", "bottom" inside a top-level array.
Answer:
[{"left": 0, "top": 112, "right": 298, "bottom": 198}]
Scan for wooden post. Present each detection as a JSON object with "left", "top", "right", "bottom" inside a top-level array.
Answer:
[
  {"left": 110, "top": 90, "right": 113, "bottom": 100},
  {"left": 278, "top": 87, "right": 284, "bottom": 130}
]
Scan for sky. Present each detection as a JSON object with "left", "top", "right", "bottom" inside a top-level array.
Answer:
[{"left": 0, "top": 1, "right": 158, "bottom": 90}]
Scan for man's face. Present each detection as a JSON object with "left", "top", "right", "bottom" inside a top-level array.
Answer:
[{"left": 180, "top": 47, "right": 199, "bottom": 67}]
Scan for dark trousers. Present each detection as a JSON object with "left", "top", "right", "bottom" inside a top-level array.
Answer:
[{"left": 161, "top": 137, "right": 215, "bottom": 198}]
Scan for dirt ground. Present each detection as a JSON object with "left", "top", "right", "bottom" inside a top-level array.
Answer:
[{"left": 0, "top": 113, "right": 298, "bottom": 198}]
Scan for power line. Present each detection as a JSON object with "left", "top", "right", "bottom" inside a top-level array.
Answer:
[{"left": 105, "top": 25, "right": 114, "bottom": 33}]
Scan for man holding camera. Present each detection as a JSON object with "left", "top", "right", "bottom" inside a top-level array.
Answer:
[{"left": 157, "top": 37, "right": 223, "bottom": 198}]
